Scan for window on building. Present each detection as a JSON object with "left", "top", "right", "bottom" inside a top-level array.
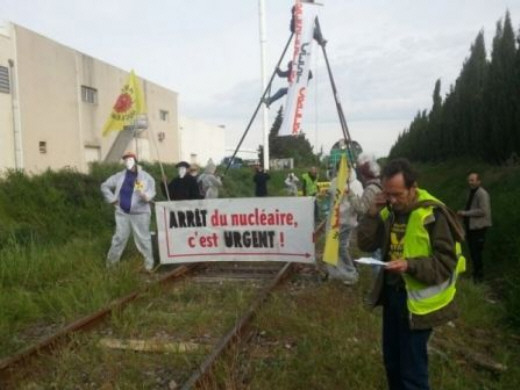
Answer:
[
  {"left": 0, "top": 66, "right": 10, "bottom": 94},
  {"left": 159, "top": 109, "right": 169, "bottom": 121},
  {"left": 81, "top": 85, "right": 97, "bottom": 104},
  {"left": 39, "top": 141, "right": 47, "bottom": 154}
]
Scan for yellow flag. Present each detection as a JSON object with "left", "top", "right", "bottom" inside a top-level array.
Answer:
[
  {"left": 102, "top": 70, "right": 146, "bottom": 137},
  {"left": 323, "top": 153, "right": 350, "bottom": 265}
]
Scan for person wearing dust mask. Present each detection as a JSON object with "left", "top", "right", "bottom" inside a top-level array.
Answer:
[
  {"left": 161, "top": 161, "right": 201, "bottom": 200},
  {"left": 100, "top": 151, "right": 156, "bottom": 272},
  {"left": 197, "top": 159, "right": 222, "bottom": 199}
]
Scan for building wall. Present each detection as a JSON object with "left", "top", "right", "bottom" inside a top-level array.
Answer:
[
  {"left": 0, "top": 22, "right": 182, "bottom": 174},
  {"left": 179, "top": 116, "right": 226, "bottom": 167},
  {"left": 0, "top": 25, "right": 16, "bottom": 170},
  {"left": 14, "top": 24, "right": 82, "bottom": 172}
]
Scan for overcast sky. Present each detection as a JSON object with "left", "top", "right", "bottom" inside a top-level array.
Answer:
[{"left": 2, "top": 0, "right": 520, "bottom": 158}]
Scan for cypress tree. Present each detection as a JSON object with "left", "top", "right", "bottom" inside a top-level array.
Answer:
[
  {"left": 484, "top": 12, "right": 517, "bottom": 162},
  {"left": 455, "top": 31, "right": 488, "bottom": 158},
  {"left": 428, "top": 79, "right": 443, "bottom": 160}
]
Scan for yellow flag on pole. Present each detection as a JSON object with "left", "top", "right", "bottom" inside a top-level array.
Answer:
[
  {"left": 102, "top": 70, "right": 146, "bottom": 137},
  {"left": 323, "top": 153, "right": 350, "bottom": 265}
]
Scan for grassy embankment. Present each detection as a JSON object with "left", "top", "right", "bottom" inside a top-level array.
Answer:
[{"left": 0, "top": 160, "right": 519, "bottom": 389}]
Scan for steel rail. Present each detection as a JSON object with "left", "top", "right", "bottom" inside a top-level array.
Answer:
[
  {"left": 181, "top": 221, "right": 327, "bottom": 389},
  {"left": 181, "top": 262, "right": 293, "bottom": 390},
  {"left": 0, "top": 264, "right": 196, "bottom": 381},
  {"left": 2, "top": 219, "right": 327, "bottom": 387}
]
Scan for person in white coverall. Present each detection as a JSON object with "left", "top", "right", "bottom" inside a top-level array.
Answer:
[
  {"left": 326, "top": 164, "right": 364, "bottom": 284},
  {"left": 197, "top": 159, "right": 222, "bottom": 199},
  {"left": 100, "top": 152, "right": 156, "bottom": 272}
]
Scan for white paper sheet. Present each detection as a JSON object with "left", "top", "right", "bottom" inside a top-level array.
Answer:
[{"left": 354, "top": 257, "right": 387, "bottom": 267}]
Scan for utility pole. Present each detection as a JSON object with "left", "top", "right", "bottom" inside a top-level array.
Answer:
[{"left": 258, "top": 0, "right": 269, "bottom": 170}]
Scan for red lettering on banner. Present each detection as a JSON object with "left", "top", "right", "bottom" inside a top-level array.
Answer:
[
  {"left": 292, "top": 87, "right": 306, "bottom": 134},
  {"left": 291, "top": 3, "right": 304, "bottom": 82},
  {"left": 210, "top": 209, "right": 228, "bottom": 226},
  {"left": 187, "top": 231, "right": 219, "bottom": 248},
  {"left": 200, "top": 233, "right": 219, "bottom": 248},
  {"left": 230, "top": 209, "right": 296, "bottom": 227},
  {"left": 188, "top": 232, "right": 197, "bottom": 248}
]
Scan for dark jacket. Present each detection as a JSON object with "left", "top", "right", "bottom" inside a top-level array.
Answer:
[
  {"left": 162, "top": 175, "right": 200, "bottom": 200},
  {"left": 357, "top": 201, "right": 460, "bottom": 330},
  {"left": 253, "top": 171, "right": 270, "bottom": 197}
]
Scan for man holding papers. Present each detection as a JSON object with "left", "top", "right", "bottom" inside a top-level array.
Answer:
[{"left": 356, "top": 158, "right": 465, "bottom": 390}]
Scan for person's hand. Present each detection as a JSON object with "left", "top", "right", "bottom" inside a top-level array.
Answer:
[
  {"left": 139, "top": 192, "right": 149, "bottom": 202},
  {"left": 385, "top": 259, "right": 408, "bottom": 273},
  {"left": 368, "top": 192, "right": 387, "bottom": 216},
  {"left": 162, "top": 174, "right": 168, "bottom": 182},
  {"left": 112, "top": 200, "right": 118, "bottom": 207}
]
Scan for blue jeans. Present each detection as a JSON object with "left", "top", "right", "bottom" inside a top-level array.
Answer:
[{"left": 382, "top": 286, "right": 431, "bottom": 390}]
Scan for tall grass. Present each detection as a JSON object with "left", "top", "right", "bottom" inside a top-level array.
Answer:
[
  {"left": 0, "top": 237, "right": 142, "bottom": 357},
  {"left": 207, "top": 274, "right": 520, "bottom": 389},
  {"left": 415, "top": 159, "right": 520, "bottom": 327}
]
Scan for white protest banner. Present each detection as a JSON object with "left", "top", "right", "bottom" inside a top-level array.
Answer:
[
  {"left": 279, "top": 1, "right": 318, "bottom": 136},
  {"left": 155, "top": 197, "right": 315, "bottom": 264}
]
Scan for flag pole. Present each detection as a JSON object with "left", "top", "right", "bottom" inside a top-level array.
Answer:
[
  {"left": 138, "top": 110, "right": 171, "bottom": 202},
  {"left": 148, "top": 125, "right": 172, "bottom": 202},
  {"left": 133, "top": 73, "right": 171, "bottom": 201},
  {"left": 259, "top": 0, "right": 269, "bottom": 171}
]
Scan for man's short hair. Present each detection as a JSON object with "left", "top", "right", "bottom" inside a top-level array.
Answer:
[{"left": 381, "top": 158, "right": 418, "bottom": 188}]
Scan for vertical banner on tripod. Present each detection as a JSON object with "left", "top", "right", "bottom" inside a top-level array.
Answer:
[{"left": 279, "top": 1, "right": 318, "bottom": 136}]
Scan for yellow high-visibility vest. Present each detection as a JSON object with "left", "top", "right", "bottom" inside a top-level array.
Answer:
[
  {"left": 301, "top": 173, "right": 318, "bottom": 196},
  {"left": 381, "top": 189, "right": 466, "bottom": 315}
]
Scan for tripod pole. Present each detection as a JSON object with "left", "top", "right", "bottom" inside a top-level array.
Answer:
[
  {"left": 316, "top": 18, "right": 355, "bottom": 166},
  {"left": 224, "top": 33, "right": 294, "bottom": 175}
]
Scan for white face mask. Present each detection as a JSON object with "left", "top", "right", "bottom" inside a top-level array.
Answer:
[
  {"left": 125, "top": 158, "right": 136, "bottom": 170},
  {"left": 178, "top": 167, "right": 187, "bottom": 178}
]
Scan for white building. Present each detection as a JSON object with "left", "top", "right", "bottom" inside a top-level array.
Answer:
[
  {"left": 0, "top": 22, "right": 225, "bottom": 174},
  {"left": 179, "top": 116, "right": 226, "bottom": 167}
]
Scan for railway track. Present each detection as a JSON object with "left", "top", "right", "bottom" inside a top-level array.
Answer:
[{"left": 1, "top": 222, "right": 325, "bottom": 389}]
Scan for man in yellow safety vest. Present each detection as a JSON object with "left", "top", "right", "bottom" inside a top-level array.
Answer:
[
  {"left": 301, "top": 166, "right": 319, "bottom": 222},
  {"left": 357, "top": 158, "right": 465, "bottom": 390}
]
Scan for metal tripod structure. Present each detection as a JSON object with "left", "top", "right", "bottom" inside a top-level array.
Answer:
[{"left": 224, "top": 14, "right": 355, "bottom": 175}]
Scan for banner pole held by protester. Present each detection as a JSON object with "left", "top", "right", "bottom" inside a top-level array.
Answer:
[{"left": 322, "top": 153, "right": 349, "bottom": 265}]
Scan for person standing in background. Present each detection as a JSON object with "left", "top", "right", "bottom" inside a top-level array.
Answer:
[
  {"left": 101, "top": 152, "right": 156, "bottom": 272},
  {"left": 301, "top": 166, "right": 319, "bottom": 221},
  {"left": 348, "top": 153, "right": 382, "bottom": 216},
  {"left": 162, "top": 161, "right": 200, "bottom": 201},
  {"left": 198, "top": 159, "right": 222, "bottom": 199},
  {"left": 457, "top": 172, "right": 492, "bottom": 283},
  {"left": 189, "top": 163, "right": 203, "bottom": 199},
  {"left": 253, "top": 165, "right": 270, "bottom": 197},
  {"left": 284, "top": 172, "right": 300, "bottom": 196},
  {"left": 348, "top": 154, "right": 383, "bottom": 276},
  {"left": 325, "top": 164, "right": 363, "bottom": 284}
]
